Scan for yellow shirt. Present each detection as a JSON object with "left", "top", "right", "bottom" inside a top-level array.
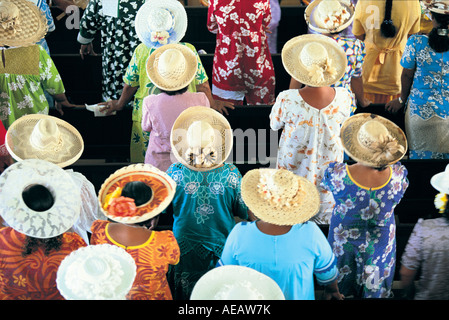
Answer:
[{"left": 352, "top": 0, "right": 421, "bottom": 95}]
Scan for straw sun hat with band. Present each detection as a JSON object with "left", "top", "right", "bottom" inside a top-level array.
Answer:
[
  {"left": 281, "top": 33, "right": 347, "bottom": 87},
  {"left": 340, "top": 113, "right": 407, "bottom": 168},
  {"left": 146, "top": 43, "right": 198, "bottom": 92},
  {"left": 5, "top": 114, "right": 84, "bottom": 168},
  {"left": 305, "top": 0, "right": 355, "bottom": 34},
  {"left": 190, "top": 265, "right": 285, "bottom": 300},
  {"left": 99, "top": 163, "right": 176, "bottom": 224},
  {"left": 134, "top": 0, "right": 187, "bottom": 49},
  {"left": 0, "top": 0, "right": 47, "bottom": 48},
  {"left": 171, "top": 106, "right": 233, "bottom": 172},
  {"left": 241, "top": 168, "right": 321, "bottom": 226}
]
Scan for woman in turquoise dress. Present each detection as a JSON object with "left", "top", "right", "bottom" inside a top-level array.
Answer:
[
  {"left": 165, "top": 107, "right": 248, "bottom": 300},
  {"left": 321, "top": 114, "right": 409, "bottom": 298},
  {"left": 386, "top": 5, "right": 449, "bottom": 159}
]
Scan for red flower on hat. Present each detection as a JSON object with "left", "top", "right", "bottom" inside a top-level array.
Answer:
[{"left": 108, "top": 196, "right": 137, "bottom": 217}]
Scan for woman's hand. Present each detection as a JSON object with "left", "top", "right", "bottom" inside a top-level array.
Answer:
[
  {"left": 99, "top": 100, "right": 121, "bottom": 116},
  {"left": 80, "top": 43, "right": 98, "bottom": 60},
  {"left": 385, "top": 98, "right": 404, "bottom": 114}
]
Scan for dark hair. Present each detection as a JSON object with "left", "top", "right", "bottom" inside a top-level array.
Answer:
[
  {"left": 159, "top": 85, "right": 188, "bottom": 96},
  {"left": 22, "top": 236, "right": 63, "bottom": 257},
  {"left": 22, "top": 184, "right": 54, "bottom": 212},
  {"left": 121, "top": 181, "right": 153, "bottom": 206},
  {"left": 380, "top": 0, "right": 396, "bottom": 38},
  {"left": 428, "top": 12, "right": 449, "bottom": 53}
]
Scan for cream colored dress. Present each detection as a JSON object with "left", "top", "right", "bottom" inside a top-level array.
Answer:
[{"left": 270, "top": 87, "right": 352, "bottom": 224}]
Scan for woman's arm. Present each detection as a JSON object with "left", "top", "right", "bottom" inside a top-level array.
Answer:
[
  {"left": 400, "top": 265, "right": 417, "bottom": 299},
  {"left": 99, "top": 84, "right": 138, "bottom": 115},
  {"left": 385, "top": 67, "right": 415, "bottom": 113}
]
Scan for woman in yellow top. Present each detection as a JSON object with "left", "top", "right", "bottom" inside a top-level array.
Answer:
[{"left": 352, "top": 0, "right": 421, "bottom": 104}]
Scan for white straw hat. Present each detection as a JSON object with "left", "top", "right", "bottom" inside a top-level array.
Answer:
[
  {"left": 146, "top": 43, "right": 198, "bottom": 91},
  {"left": 98, "top": 163, "right": 176, "bottom": 224},
  {"left": 305, "top": 0, "right": 355, "bottom": 34},
  {"left": 190, "top": 265, "right": 285, "bottom": 300},
  {"left": 340, "top": 113, "right": 407, "bottom": 168},
  {"left": 241, "top": 168, "right": 320, "bottom": 226},
  {"left": 171, "top": 106, "right": 233, "bottom": 172},
  {"left": 281, "top": 34, "right": 347, "bottom": 87},
  {"left": 56, "top": 244, "right": 137, "bottom": 300},
  {"left": 5, "top": 114, "right": 84, "bottom": 168},
  {"left": 135, "top": 0, "right": 187, "bottom": 49},
  {"left": 0, "top": 159, "right": 81, "bottom": 239},
  {"left": 0, "top": 0, "right": 48, "bottom": 47},
  {"left": 431, "top": 164, "right": 449, "bottom": 194}
]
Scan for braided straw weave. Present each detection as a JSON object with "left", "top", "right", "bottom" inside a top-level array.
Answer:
[{"left": 0, "top": 0, "right": 48, "bottom": 47}]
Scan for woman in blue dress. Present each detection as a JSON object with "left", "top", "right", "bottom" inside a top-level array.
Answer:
[
  {"left": 321, "top": 113, "right": 409, "bottom": 298},
  {"left": 165, "top": 107, "right": 248, "bottom": 300},
  {"left": 386, "top": 2, "right": 449, "bottom": 159}
]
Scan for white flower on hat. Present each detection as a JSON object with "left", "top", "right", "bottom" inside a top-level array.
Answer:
[{"left": 150, "top": 30, "right": 170, "bottom": 45}]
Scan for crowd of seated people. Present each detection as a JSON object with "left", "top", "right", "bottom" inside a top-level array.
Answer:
[{"left": 0, "top": 0, "right": 448, "bottom": 301}]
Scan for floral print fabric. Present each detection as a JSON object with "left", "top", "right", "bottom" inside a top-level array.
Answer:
[
  {"left": 401, "top": 34, "right": 449, "bottom": 159},
  {"left": 321, "top": 162, "right": 409, "bottom": 298},
  {"left": 90, "top": 220, "right": 180, "bottom": 300},
  {"left": 0, "top": 228, "right": 86, "bottom": 300},
  {"left": 269, "top": 87, "right": 352, "bottom": 224}
]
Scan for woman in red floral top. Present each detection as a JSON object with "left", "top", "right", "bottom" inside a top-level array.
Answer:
[{"left": 207, "top": 0, "right": 276, "bottom": 105}]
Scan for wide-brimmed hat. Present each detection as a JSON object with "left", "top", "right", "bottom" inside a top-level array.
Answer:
[
  {"left": 422, "top": 0, "right": 449, "bottom": 14},
  {"left": 305, "top": 0, "right": 355, "bottom": 34},
  {"left": 190, "top": 265, "right": 285, "bottom": 300},
  {"left": 56, "top": 244, "right": 137, "bottom": 300},
  {"left": 98, "top": 163, "right": 176, "bottom": 224},
  {"left": 146, "top": 43, "right": 198, "bottom": 91},
  {"left": 135, "top": 0, "right": 187, "bottom": 49},
  {"left": 281, "top": 34, "right": 347, "bottom": 87},
  {"left": 0, "top": 0, "right": 48, "bottom": 47},
  {"left": 170, "top": 106, "right": 233, "bottom": 172},
  {"left": 340, "top": 113, "right": 407, "bottom": 168},
  {"left": 431, "top": 164, "right": 449, "bottom": 194},
  {"left": 5, "top": 114, "right": 84, "bottom": 168},
  {"left": 0, "top": 159, "right": 81, "bottom": 239},
  {"left": 241, "top": 168, "right": 320, "bottom": 226}
]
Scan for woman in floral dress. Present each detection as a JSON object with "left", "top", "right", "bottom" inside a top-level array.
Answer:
[
  {"left": 165, "top": 107, "right": 248, "bottom": 300},
  {"left": 386, "top": 3, "right": 449, "bottom": 159},
  {"left": 321, "top": 114, "right": 409, "bottom": 298},
  {"left": 207, "top": 0, "right": 276, "bottom": 105}
]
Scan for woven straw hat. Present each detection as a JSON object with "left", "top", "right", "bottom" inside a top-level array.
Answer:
[
  {"left": 281, "top": 33, "right": 347, "bottom": 87},
  {"left": 190, "top": 265, "right": 285, "bottom": 300},
  {"left": 146, "top": 43, "right": 198, "bottom": 91},
  {"left": 0, "top": 159, "right": 81, "bottom": 239},
  {"left": 340, "top": 113, "right": 407, "bottom": 168},
  {"left": 57, "top": 244, "right": 137, "bottom": 300},
  {"left": 170, "top": 106, "right": 233, "bottom": 172},
  {"left": 98, "top": 163, "right": 176, "bottom": 224},
  {"left": 5, "top": 114, "right": 84, "bottom": 168},
  {"left": 431, "top": 164, "right": 449, "bottom": 194},
  {"left": 241, "top": 168, "right": 320, "bottom": 226},
  {"left": 135, "top": 0, "right": 187, "bottom": 49},
  {"left": 423, "top": 0, "right": 449, "bottom": 14},
  {"left": 0, "top": 0, "right": 48, "bottom": 47},
  {"left": 305, "top": 0, "right": 355, "bottom": 34}
]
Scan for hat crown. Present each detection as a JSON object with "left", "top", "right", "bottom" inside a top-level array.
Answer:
[
  {"left": 29, "top": 118, "right": 62, "bottom": 151},
  {"left": 0, "top": 1, "right": 20, "bottom": 30},
  {"left": 214, "top": 281, "right": 265, "bottom": 300},
  {"left": 157, "top": 48, "right": 186, "bottom": 80},
  {"left": 257, "top": 170, "right": 301, "bottom": 207},
  {"left": 300, "top": 42, "right": 328, "bottom": 67},
  {"left": 148, "top": 8, "right": 174, "bottom": 31},
  {"left": 357, "top": 120, "right": 389, "bottom": 150},
  {"left": 317, "top": 0, "right": 342, "bottom": 15},
  {"left": 81, "top": 256, "right": 111, "bottom": 283},
  {"left": 186, "top": 120, "right": 215, "bottom": 148}
]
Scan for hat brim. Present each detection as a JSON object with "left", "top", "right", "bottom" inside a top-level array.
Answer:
[
  {"left": 190, "top": 265, "right": 285, "bottom": 300},
  {"left": 56, "top": 244, "right": 137, "bottom": 300},
  {"left": 135, "top": 0, "right": 187, "bottom": 49},
  {"left": 5, "top": 114, "right": 84, "bottom": 168},
  {"left": 340, "top": 113, "right": 407, "bottom": 167},
  {"left": 0, "top": 0, "right": 48, "bottom": 47},
  {"left": 98, "top": 164, "right": 176, "bottom": 224},
  {"left": 170, "top": 106, "right": 233, "bottom": 172},
  {"left": 146, "top": 43, "right": 198, "bottom": 91},
  {"left": 281, "top": 34, "right": 347, "bottom": 87},
  {"left": 241, "top": 169, "right": 320, "bottom": 226},
  {"left": 0, "top": 159, "right": 81, "bottom": 239},
  {"left": 423, "top": 0, "right": 449, "bottom": 14},
  {"left": 430, "top": 165, "right": 449, "bottom": 194},
  {"left": 305, "top": 0, "right": 355, "bottom": 34}
]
